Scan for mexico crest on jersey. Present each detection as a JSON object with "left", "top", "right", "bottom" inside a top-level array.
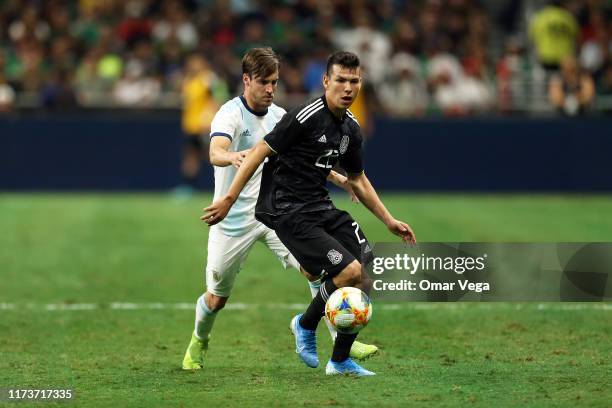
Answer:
[
  {"left": 339, "top": 135, "right": 349, "bottom": 154},
  {"left": 327, "top": 249, "right": 343, "bottom": 265}
]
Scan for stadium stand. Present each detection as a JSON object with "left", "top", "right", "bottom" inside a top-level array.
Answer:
[{"left": 0, "top": 0, "right": 611, "bottom": 115}]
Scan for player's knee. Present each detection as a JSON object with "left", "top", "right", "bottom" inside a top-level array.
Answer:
[
  {"left": 206, "top": 293, "right": 228, "bottom": 312},
  {"left": 341, "top": 261, "right": 363, "bottom": 287}
]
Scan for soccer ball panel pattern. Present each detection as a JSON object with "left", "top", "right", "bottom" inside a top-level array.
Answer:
[{"left": 325, "top": 287, "right": 372, "bottom": 334}]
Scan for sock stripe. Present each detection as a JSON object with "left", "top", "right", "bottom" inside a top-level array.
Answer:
[{"left": 320, "top": 283, "right": 329, "bottom": 301}]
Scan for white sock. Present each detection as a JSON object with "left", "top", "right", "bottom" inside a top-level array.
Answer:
[
  {"left": 194, "top": 294, "right": 217, "bottom": 340},
  {"left": 308, "top": 279, "right": 337, "bottom": 341}
]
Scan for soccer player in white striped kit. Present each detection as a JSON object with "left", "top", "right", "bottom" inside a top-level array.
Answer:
[{"left": 182, "top": 48, "right": 378, "bottom": 370}]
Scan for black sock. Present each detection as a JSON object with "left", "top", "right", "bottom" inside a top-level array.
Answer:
[
  {"left": 299, "top": 279, "right": 338, "bottom": 330},
  {"left": 331, "top": 332, "right": 358, "bottom": 362}
]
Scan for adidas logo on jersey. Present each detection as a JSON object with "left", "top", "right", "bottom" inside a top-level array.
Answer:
[
  {"left": 317, "top": 135, "right": 327, "bottom": 143},
  {"left": 240, "top": 129, "right": 251, "bottom": 138}
]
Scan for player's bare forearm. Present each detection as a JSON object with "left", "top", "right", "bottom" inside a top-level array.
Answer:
[
  {"left": 328, "top": 170, "right": 359, "bottom": 203},
  {"left": 327, "top": 170, "right": 342, "bottom": 185},
  {"left": 209, "top": 145, "right": 233, "bottom": 167},
  {"left": 224, "top": 141, "right": 271, "bottom": 200},
  {"left": 209, "top": 138, "right": 249, "bottom": 168},
  {"left": 348, "top": 173, "right": 393, "bottom": 224},
  {"left": 202, "top": 140, "right": 272, "bottom": 225},
  {"left": 348, "top": 172, "right": 416, "bottom": 243}
]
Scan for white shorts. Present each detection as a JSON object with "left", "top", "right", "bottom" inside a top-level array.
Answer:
[{"left": 205, "top": 222, "right": 300, "bottom": 297}]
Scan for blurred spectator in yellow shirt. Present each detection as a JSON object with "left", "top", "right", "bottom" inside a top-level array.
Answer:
[
  {"left": 529, "top": 0, "right": 579, "bottom": 71},
  {"left": 178, "top": 54, "right": 224, "bottom": 195}
]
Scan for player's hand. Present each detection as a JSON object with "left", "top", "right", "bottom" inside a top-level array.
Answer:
[
  {"left": 229, "top": 151, "right": 248, "bottom": 169},
  {"left": 201, "top": 195, "right": 234, "bottom": 226},
  {"left": 387, "top": 219, "right": 416, "bottom": 245}
]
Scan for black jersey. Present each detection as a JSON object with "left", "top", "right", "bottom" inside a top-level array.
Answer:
[{"left": 255, "top": 96, "right": 364, "bottom": 225}]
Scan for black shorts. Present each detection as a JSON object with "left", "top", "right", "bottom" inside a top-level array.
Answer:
[{"left": 273, "top": 208, "right": 374, "bottom": 280}]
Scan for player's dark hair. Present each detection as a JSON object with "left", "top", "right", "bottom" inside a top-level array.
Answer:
[
  {"left": 326, "top": 51, "right": 360, "bottom": 76},
  {"left": 242, "top": 47, "right": 280, "bottom": 79}
]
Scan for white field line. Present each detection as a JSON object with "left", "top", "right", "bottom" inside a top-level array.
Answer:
[{"left": 0, "top": 302, "right": 610, "bottom": 312}]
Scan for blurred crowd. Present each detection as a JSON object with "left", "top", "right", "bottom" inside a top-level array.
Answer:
[{"left": 0, "top": 0, "right": 611, "bottom": 117}]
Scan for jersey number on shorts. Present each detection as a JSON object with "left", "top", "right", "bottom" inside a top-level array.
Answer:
[
  {"left": 315, "top": 149, "right": 339, "bottom": 169},
  {"left": 351, "top": 221, "right": 366, "bottom": 244}
]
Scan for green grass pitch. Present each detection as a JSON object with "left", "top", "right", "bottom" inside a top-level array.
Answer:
[{"left": 0, "top": 194, "right": 610, "bottom": 407}]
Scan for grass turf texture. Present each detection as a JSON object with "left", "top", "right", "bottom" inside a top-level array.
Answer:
[{"left": 0, "top": 194, "right": 610, "bottom": 407}]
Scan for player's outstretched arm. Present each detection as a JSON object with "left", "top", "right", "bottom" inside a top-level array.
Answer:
[
  {"left": 202, "top": 140, "right": 273, "bottom": 225},
  {"left": 348, "top": 172, "right": 416, "bottom": 244},
  {"left": 327, "top": 170, "right": 359, "bottom": 203},
  {"left": 209, "top": 137, "right": 249, "bottom": 168}
]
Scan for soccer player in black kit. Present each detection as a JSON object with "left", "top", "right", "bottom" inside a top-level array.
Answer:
[{"left": 203, "top": 51, "right": 416, "bottom": 376}]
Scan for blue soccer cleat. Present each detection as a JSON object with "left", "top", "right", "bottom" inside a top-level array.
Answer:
[
  {"left": 325, "top": 358, "right": 376, "bottom": 376},
  {"left": 289, "top": 314, "right": 319, "bottom": 368}
]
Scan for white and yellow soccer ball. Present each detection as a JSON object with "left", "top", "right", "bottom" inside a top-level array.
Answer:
[{"left": 325, "top": 287, "right": 372, "bottom": 334}]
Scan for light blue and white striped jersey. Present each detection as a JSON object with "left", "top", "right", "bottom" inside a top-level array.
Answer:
[{"left": 209, "top": 95, "right": 286, "bottom": 236}]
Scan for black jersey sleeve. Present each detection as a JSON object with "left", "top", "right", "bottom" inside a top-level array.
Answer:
[
  {"left": 264, "top": 112, "right": 302, "bottom": 154},
  {"left": 339, "top": 127, "right": 364, "bottom": 174}
]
